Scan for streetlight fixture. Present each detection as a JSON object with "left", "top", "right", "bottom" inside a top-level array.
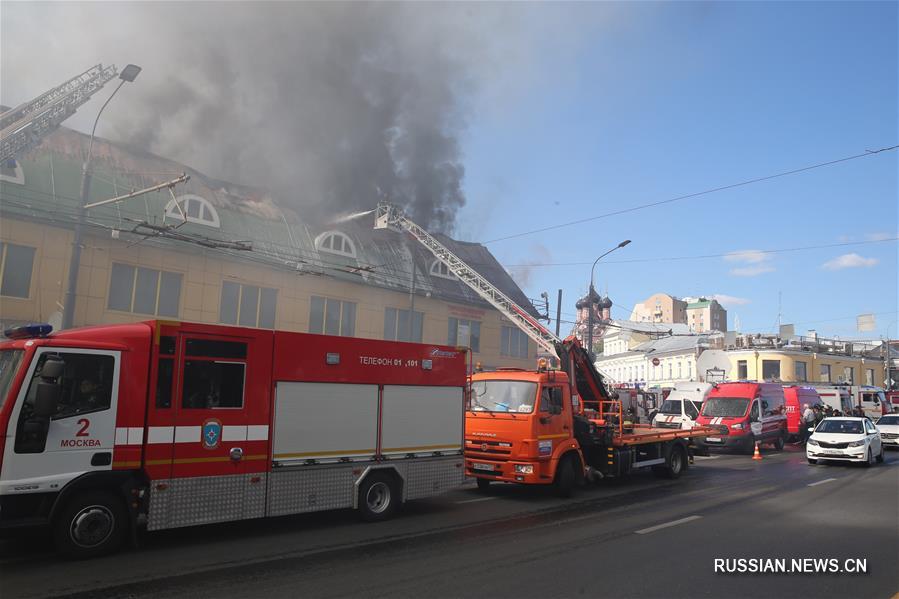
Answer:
[
  {"left": 586, "top": 239, "right": 631, "bottom": 361},
  {"left": 61, "top": 64, "right": 141, "bottom": 330}
]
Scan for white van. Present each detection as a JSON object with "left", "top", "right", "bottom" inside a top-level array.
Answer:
[
  {"left": 652, "top": 382, "right": 713, "bottom": 430},
  {"left": 813, "top": 386, "right": 853, "bottom": 414}
]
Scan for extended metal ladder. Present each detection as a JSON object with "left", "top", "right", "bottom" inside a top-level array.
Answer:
[
  {"left": 1, "top": 64, "right": 118, "bottom": 162},
  {"left": 374, "top": 202, "right": 560, "bottom": 356}
]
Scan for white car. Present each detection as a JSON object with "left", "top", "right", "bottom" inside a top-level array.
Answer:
[
  {"left": 807, "top": 417, "right": 884, "bottom": 466},
  {"left": 875, "top": 414, "right": 899, "bottom": 448}
]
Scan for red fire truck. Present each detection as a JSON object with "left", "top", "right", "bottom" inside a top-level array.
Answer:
[{"left": 0, "top": 320, "right": 467, "bottom": 557}]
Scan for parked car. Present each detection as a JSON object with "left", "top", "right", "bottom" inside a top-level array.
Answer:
[
  {"left": 783, "top": 386, "right": 821, "bottom": 441},
  {"left": 874, "top": 414, "right": 899, "bottom": 449},
  {"left": 694, "top": 382, "right": 787, "bottom": 453},
  {"left": 806, "top": 417, "right": 884, "bottom": 466},
  {"left": 651, "top": 382, "right": 713, "bottom": 430}
]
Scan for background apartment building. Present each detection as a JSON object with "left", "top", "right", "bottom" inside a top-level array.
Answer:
[
  {"left": 0, "top": 127, "right": 538, "bottom": 369},
  {"left": 629, "top": 292, "right": 727, "bottom": 333}
]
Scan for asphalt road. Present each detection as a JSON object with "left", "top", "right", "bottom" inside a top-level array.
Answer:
[{"left": 2, "top": 446, "right": 897, "bottom": 599}]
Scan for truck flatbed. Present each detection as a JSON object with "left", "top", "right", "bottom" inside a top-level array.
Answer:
[{"left": 587, "top": 421, "right": 718, "bottom": 447}]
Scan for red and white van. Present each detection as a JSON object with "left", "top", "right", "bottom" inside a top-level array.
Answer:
[
  {"left": 694, "top": 382, "right": 787, "bottom": 453},
  {"left": 783, "top": 386, "right": 821, "bottom": 441}
]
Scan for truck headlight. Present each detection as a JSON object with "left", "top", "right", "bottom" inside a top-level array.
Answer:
[
  {"left": 847, "top": 440, "right": 866, "bottom": 448},
  {"left": 514, "top": 464, "right": 534, "bottom": 475},
  {"left": 731, "top": 423, "right": 744, "bottom": 430}
]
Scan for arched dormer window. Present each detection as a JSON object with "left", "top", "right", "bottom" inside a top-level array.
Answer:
[
  {"left": 430, "top": 260, "right": 455, "bottom": 280},
  {"left": 315, "top": 231, "right": 357, "bottom": 258},
  {"left": 164, "top": 194, "right": 221, "bottom": 228}
]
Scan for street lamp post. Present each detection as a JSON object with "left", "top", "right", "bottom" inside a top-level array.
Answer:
[
  {"left": 586, "top": 239, "right": 631, "bottom": 361},
  {"left": 61, "top": 64, "right": 141, "bottom": 330}
]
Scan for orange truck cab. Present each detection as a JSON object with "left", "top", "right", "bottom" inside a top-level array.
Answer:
[
  {"left": 466, "top": 368, "right": 579, "bottom": 488},
  {"left": 694, "top": 382, "right": 787, "bottom": 453}
]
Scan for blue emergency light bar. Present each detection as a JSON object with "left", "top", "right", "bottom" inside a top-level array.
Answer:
[{"left": 3, "top": 323, "right": 53, "bottom": 340}]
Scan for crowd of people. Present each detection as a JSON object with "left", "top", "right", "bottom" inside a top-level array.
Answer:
[{"left": 796, "top": 403, "right": 870, "bottom": 444}]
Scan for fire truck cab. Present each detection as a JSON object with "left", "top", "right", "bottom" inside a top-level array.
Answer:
[{"left": 0, "top": 321, "right": 467, "bottom": 557}]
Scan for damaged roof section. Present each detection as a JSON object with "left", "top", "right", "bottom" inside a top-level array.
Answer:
[{"left": 0, "top": 126, "right": 538, "bottom": 317}]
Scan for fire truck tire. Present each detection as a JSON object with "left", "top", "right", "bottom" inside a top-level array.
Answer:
[
  {"left": 358, "top": 472, "right": 399, "bottom": 522},
  {"left": 773, "top": 436, "right": 785, "bottom": 451},
  {"left": 653, "top": 445, "right": 687, "bottom": 479},
  {"left": 553, "top": 455, "right": 576, "bottom": 498},
  {"left": 475, "top": 478, "right": 491, "bottom": 493},
  {"left": 52, "top": 491, "right": 128, "bottom": 559}
]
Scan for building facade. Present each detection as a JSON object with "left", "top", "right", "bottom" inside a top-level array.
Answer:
[
  {"left": 684, "top": 298, "right": 727, "bottom": 333},
  {"left": 595, "top": 335, "right": 709, "bottom": 387},
  {"left": 0, "top": 127, "right": 537, "bottom": 370}
]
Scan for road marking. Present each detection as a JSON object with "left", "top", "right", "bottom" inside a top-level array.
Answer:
[
  {"left": 455, "top": 496, "right": 498, "bottom": 504},
  {"left": 807, "top": 477, "right": 837, "bottom": 487},
  {"left": 635, "top": 515, "right": 702, "bottom": 535}
]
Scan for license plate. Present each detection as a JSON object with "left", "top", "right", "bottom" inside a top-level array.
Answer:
[
  {"left": 821, "top": 451, "right": 842, "bottom": 455},
  {"left": 706, "top": 437, "right": 721, "bottom": 442},
  {"left": 472, "top": 463, "right": 495, "bottom": 472}
]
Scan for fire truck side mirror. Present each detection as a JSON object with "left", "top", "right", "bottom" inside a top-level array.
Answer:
[{"left": 33, "top": 381, "right": 61, "bottom": 418}]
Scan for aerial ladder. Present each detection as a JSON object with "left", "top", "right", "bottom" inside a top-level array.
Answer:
[
  {"left": 1, "top": 64, "right": 118, "bottom": 163},
  {"left": 373, "top": 202, "right": 614, "bottom": 416}
]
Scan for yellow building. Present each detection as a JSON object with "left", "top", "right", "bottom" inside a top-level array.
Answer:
[
  {"left": 724, "top": 346, "right": 883, "bottom": 386},
  {"left": 0, "top": 127, "right": 538, "bottom": 370}
]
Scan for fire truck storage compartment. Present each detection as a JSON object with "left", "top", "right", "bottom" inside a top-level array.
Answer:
[
  {"left": 380, "top": 385, "right": 464, "bottom": 458},
  {"left": 273, "top": 382, "right": 379, "bottom": 464}
]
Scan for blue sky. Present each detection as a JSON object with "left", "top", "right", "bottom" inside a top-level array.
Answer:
[{"left": 458, "top": 1, "right": 898, "bottom": 339}]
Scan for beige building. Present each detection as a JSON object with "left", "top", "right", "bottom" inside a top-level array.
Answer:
[
  {"left": 0, "top": 127, "right": 538, "bottom": 370},
  {"left": 629, "top": 293, "right": 687, "bottom": 325},
  {"left": 629, "top": 293, "right": 727, "bottom": 332},
  {"left": 685, "top": 298, "right": 727, "bottom": 333}
]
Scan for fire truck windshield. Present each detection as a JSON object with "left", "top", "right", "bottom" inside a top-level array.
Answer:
[
  {"left": 0, "top": 349, "right": 25, "bottom": 410},
  {"left": 470, "top": 380, "right": 537, "bottom": 413},
  {"left": 658, "top": 399, "right": 682, "bottom": 415},
  {"left": 701, "top": 397, "right": 750, "bottom": 418}
]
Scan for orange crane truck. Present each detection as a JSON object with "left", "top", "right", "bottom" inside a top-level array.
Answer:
[{"left": 374, "top": 202, "right": 717, "bottom": 496}]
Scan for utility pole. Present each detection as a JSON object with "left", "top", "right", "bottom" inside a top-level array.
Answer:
[{"left": 555, "top": 289, "right": 562, "bottom": 337}]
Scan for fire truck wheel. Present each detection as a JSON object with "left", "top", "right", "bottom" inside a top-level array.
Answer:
[
  {"left": 773, "top": 436, "right": 785, "bottom": 451},
  {"left": 358, "top": 473, "right": 399, "bottom": 522},
  {"left": 53, "top": 491, "right": 128, "bottom": 559},
  {"left": 553, "top": 455, "right": 576, "bottom": 498},
  {"left": 475, "top": 478, "right": 491, "bottom": 493}
]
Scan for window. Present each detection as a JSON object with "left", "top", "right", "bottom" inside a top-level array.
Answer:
[
  {"left": 430, "top": 260, "right": 455, "bottom": 280},
  {"left": 219, "top": 281, "right": 277, "bottom": 328},
  {"left": 182, "top": 361, "right": 245, "bottom": 409},
  {"left": 820, "top": 364, "right": 831, "bottom": 383},
  {"left": 842, "top": 367, "right": 854, "bottom": 384},
  {"left": 749, "top": 401, "right": 760, "bottom": 422},
  {"left": 667, "top": 363, "right": 672, "bottom": 379},
  {"left": 865, "top": 368, "right": 875, "bottom": 386},
  {"left": 164, "top": 194, "right": 221, "bottom": 228},
  {"left": 0, "top": 158, "right": 25, "bottom": 185},
  {"left": 384, "top": 307, "right": 423, "bottom": 342},
  {"left": 108, "top": 263, "right": 182, "bottom": 317},
  {"left": 540, "top": 387, "right": 563, "bottom": 413},
  {"left": 448, "top": 318, "right": 480, "bottom": 352},
  {"left": 501, "top": 326, "right": 529, "bottom": 358},
  {"left": 309, "top": 296, "right": 356, "bottom": 336},
  {"left": 16, "top": 352, "right": 116, "bottom": 453},
  {"left": 0, "top": 242, "right": 36, "bottom": 298},
  {"left": 762, "top": 360, "right": 781, "bottom": 380},
  {"left": 685, "top": 401, "right": 700, "bottom": 420},
  {"left": 737, "top": 360, "right": 748, "bottom": 379},
  {"left": 794, "top": 361, "right": 808, "bottom": 382},
  {"left": 315, "top": 231, "right": 356, "bottom": 258},
  {"left": 677, "top": 362, "right": 682, "bottom": 378}
]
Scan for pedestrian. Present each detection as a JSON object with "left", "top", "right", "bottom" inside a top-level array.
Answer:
[
  {"left": 801, "top": 403, "right": 815, "bottom": 444},
  {"left": 813, "top": 405, "right": 824, "bottom": 425}
]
